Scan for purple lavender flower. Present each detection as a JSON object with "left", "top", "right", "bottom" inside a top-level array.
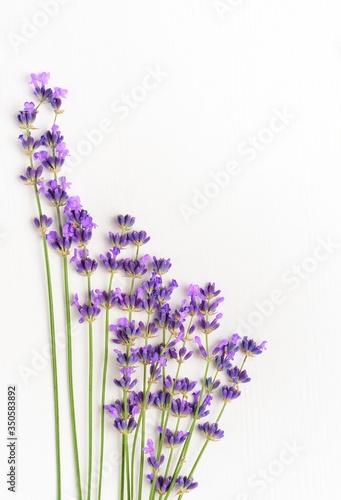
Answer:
[
  {"left": 53, "top": 87, "right": 68, "bottom": 99},
  {"left": 145, "top": 444, "right": 165, "bottom": 472},
  {"left": 171, "top": 398, "right": 193, "bottom": 418},
  {"left": 198, "top": 296, "right": 224, "bottom": 316},
  {"left": 34, "top": 215, "right": 53, "bottom": 234},
  {"left": 176, "top": 346, "right": 193, "bottom": 364},
  {"left": 40, "top": 179, "right": 69, "bottom": 207},
  {"left": 41, "top": 125, "right": 64, "bottom": 149},
  {"left": 198, "top": 283, "right": 222, "bottom": 300},
  {"left": 34, "top": 148, "right": 68, "bottom": 173},
  {"left": 198, "top": 422, "right": 224, "bottom": 441},
  {"left": 154, "top": 391, "right": 171, "bottom": 411},
  {"left": 227, "top": 366, "right": 251, "bottom": 385},
  {"left": 64, "top": 196, "right": 82, "bottom": 214},
  {"left": 157, "top": 427, "right": 189, "bottom": 448},
  {"left": 70, "top": 248, "right": 98, "bottom": 276},
  {"left": 109, "top": 231, "right": 129, "bottom": 250},
  {"left": 17, "top": 102, "right": 38, "bottom": 129},
  {"left": 110, "top": 318, "right": 143, "bottom": 346},
  {"left": 152, "top": 257, "right": 172, "bottom": 275},
  {"left": 192, "top": 394, "right": 213, "bottom": 419},
  {"left": 99, "top": 249, "right": 122, "bottom": 274},
  {"left": 197, "top": 313, "right": 223, "bottom": 334},
  {"left": 117, "top": 214, "right": 136, "bottom": 231},
  {"left": 18, "top": 134, "right": 42, "bottom": 155},
  {"left": 241, "top": 337, "right": 267, "bottom": 357},
  {"left": 221, "top": 385, "right": 241, "bottom": 402},
  {"left": 29, "top": 72, "right": 50, "bottom": 87},
  {"left": 46, "top": 231, "right": 72, "bottom": 256},
  {"left": 205, "top": 376, "right": 221, "bottom": 394},
  {"left": 130, "top": 391, "right": 156, "bottom": 410},
  {"left": 113, "top": 417, "right": 137, "bottom": 435},
  {"left": 117, "top": 292, "right": 144, "bottom": 312},
  {"left": 114, "top": 375, "right": 138, "bottom": 392},
  {"left": 71, "top": 293, "right": 101, "bottom": 323},
  {"left": 146, "top": 475, "right": 172, "bottom": 495},
  {"left": 128, "top": 230, "right": 150, "bottom": 247},
  {"left": 120, "top": 255, "right": 150, "bottom": 278},
  {"left": 176, "top": 476, "right": 198, "bottom": 494},
  {"left": 193, "top": 336, "right": 208, "bottom": 360},
  {"left": 134, "top": 345, "right": 159, "bottom": 365},
  {"left": 20, "top": 166, "right": 43, "bottom": 185},
  {"left": 92, "top": 289, "right": 119, "bottom": 309}
]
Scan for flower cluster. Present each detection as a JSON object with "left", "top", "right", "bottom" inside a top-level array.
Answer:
[
  {"left": 101, "top": 214, "right": 267, "bottom": 498},
  {"left": 18, "top": 72, "right": 267, "bottom": 500}
]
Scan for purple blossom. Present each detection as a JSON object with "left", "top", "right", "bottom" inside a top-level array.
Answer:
[
  {"left": 197, "top": 313, "right": 223, "bottom": 334},
  {"left": 198, "top": 283, "right": 222, "bottom": 300},
  {"left": 241, "top": 337, "right": 267, "bottom": 357},
  {"left": 64, "top": 196, "right": 82, "bottom": 214},
  {"left": 109, "top": 231, "right": 129, "bottom": 250},
  {"left": 205, "top": 377, "right": 221, "bottom": 394},
  {"left": 117, "top": 292, "right": 144, "bottom": 312},
  {"left": 146, "top": 475, "right": 172, "bottom": 495},
  {"left": 171, "top": 398, "right": 192, "bottom": 418},
  {"left": 110, "top": 319, "right": 143, "bottom": 346},
  {"left": 117, "top": 214, "right": 136, "bottom": 231},
  {"left": 128, "top": 230, "right": 150, "bottom": 247},
  {"left": 41, "top": 125, "right": 64, "bottom": 149},
  {"left": 194, "top": 336, "right": 208, "bottom": 360},
  {"left": 99, "top": 250, "right": 122, "bottom": 274},
  {"left": 154, "top": 391, "right": 171, "bottom": 410},
  {"left": 20, "top": 166, "right": 43, "bottom": 185},
  {"left": 227, "top": 366, "right": 251, "bottom": 385},
  {"left": 114, "top": 375, "right": 138, "bottom": 392},
  {"left": 221, "top": 385, "right": 241, "bottom": 402},
  {"left": 113, "top": 417, "right": 137, "bottom": 435},
  {"left": 157, "top": 427, "right": 189, "bottom": 448},
  {"left": 71, "top": 293, "right": 101, "bottom": 323},
  {"left": 92, "top": 289, "right": 119, "bottom": 309},
  {"left": 17, "top": 102, "right": 38, "bottom": 129},
  {"left": 18, "top": 134, "right": 41, "bottom": 155},
  {"left": 34, "top": 215, "right": 53, "bottom": 234},
  {"left": 120, "top": 255, "right": 150, "bottom": 278},
  {"left": 40, "top": 180, "right": 68, "bottom": 207},
  {"left": 198, "top": 422, "right": 224, "bottom": 441},
  {"left": 176, "top": 476, "right": 198, "bottom": 494},
  {"left": 53, "top": 87, "right": 68, "bottom": 99},
  {"left": 130, "top": 391, "right": 156, "bottom": 410},
  {"left": 29, "top": 72, "right": 50, "bottom": 87},
  {"left": 46, "top": 231, "right": 72, "bottom": 256},
  {"left": 152, "top": 257, "right": 172, "bottom": 275},
  {"left": 70, "top": 248, "right": 98, "bottom": 276}
]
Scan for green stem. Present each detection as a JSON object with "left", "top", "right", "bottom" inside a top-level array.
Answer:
[
  {"left": 87, "top": 276, "right": 93, "bottom": 500},
  {"left": 51, "top": 158, "right": 82, "bottom": 498},
  {"left": 98, "top": 273, "right": 114, "bottom": 500},
  {"left": 121, "top": 436, "right": 126, "bottom": 500},
  {"left": 34, "top": 184, "right": 62, "bottom": 500},
  {"left": 64, "top": 254, "right": 83, "bottom": 499},
  {"left": 163, "top": 357, "right": 211, "bottom": 500}
]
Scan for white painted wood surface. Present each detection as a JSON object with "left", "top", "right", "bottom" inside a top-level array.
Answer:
[{"left": 1, "top": 1, "right": 341, "bottom": 498}]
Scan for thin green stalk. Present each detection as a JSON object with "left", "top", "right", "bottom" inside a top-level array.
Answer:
[
  {"left": 163, "top": 357, "right": 211, "bottom": 500},
  {"left": 63, "top": 254, "right": 83, "bottom": 499},
  {"left": 87, "top": 275, "right": 93, "bottom": 500},
  {"left": 34, "top": 183, "right": 62, "bottom": 500},
  {"left": 52, "top": 160, "right": 82, "bottom": 499},
  {"left": 98, "top": 272, "right": 114, "bottom": 500},
  {"left": 121, "top": 436, "right": 126, "bottom": 500}
]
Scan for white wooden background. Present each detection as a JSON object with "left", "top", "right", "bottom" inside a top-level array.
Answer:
[{"left": 1, "top": 1, "right": 341, "bottom": 499}]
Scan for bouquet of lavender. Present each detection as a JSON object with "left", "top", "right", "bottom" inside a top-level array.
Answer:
[{"left": 18, "top": 72, "right": 267, "bottom": 500}]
